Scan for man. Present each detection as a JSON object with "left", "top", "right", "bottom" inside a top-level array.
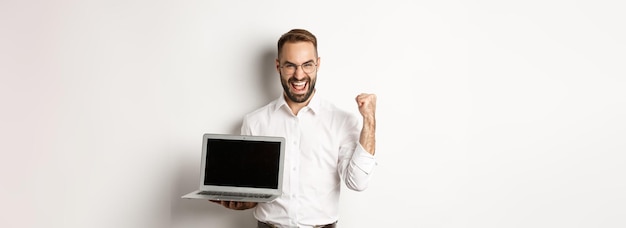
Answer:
[{"left": 212, "top": 29, "right": 377, "bottom": 228}]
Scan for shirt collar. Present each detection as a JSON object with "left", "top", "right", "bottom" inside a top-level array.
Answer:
[{"left": 273, "top": 91, "right": 320, "bottom": 115}]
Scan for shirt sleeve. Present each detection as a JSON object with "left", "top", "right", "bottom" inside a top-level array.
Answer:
[
  {"left": 339, "top": 142, "right": 377, "bottom": 192},
  {"left": 338, "top": 111, "right": 378, "bottom": 191},
  {"left": 240, "top": 115, "right": 252, "bottom": 135},
  {"left": 351, "top": 142, "right": 377, "bottom": 175}
]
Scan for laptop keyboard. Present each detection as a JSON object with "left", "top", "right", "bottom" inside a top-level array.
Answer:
[{"left": 198, "top": 191, "right": 272, "bottom": 199}]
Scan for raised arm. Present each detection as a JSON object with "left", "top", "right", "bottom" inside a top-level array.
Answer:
[{"left": 356, "top": 93, "right": 376, "bottom": 155}]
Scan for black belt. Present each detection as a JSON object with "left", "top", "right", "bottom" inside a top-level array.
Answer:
[{"left": 257, "top": 221, "right": 337, "bottom": 228}]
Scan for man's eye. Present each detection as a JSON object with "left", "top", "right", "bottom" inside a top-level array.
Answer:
[{"left": 303, "top": 63, "right": 314, "bottom": 67}]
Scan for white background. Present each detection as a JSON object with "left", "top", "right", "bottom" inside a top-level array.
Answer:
[{"left": 1, "top": 0, "right": 625, "bottom": 227}]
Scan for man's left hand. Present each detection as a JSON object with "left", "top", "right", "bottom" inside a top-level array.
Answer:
[{"left": 356, "top": 93, "right": 377, "bottom": 118}]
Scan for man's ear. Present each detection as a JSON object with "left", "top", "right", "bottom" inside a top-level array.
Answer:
[
  {"left": 317, "top": 57, "right": 321, "bottom": 69},
  {"left": 275, "top": 58, "right": 281, "bottom": 73}
]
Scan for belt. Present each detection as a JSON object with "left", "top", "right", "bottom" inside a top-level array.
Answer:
[{"left": 257, "top": 221, "right": 337, "bottom": 228}]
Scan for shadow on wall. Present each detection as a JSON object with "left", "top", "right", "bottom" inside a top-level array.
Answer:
[
  {"left": 169, "top": 46, "right": 279, "bottom": 227},
  {"left": 231, "top": 45, "right": 279, "bottom": 135},
  {"left": 256, "top": 45, "right": 281, "bottom": 110}
]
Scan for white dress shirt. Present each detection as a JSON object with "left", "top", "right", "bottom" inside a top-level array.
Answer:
[{"left": 240, "top": 93, "right": 377, "bottom": 228}]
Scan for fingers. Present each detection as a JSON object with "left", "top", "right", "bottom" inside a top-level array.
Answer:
[
  {"left": 219, "top": 200, "right": 237, "bottom": 209},
  {"left": 209, "top": 200, "right": 256, "bottom": 210},
  {"left": 209, "top": 200, "right": 230, "bottom": 208},
  {"left": 355, "top": 93, "right": 377, "bottom": 117},
  {"left": 356, "top": 93, "right": 377, "bottom": 105},
  {"left": 229, "top": 201, "right": 245, "bottom": 209}
]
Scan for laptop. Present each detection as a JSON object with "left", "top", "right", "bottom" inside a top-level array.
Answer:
[{"left": 182, "top": 133, "right": 285, "bottom": 202}]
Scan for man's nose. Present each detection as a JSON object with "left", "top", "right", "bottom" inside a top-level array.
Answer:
[{"left": 294, "top": 65, "right": 307, "bottom": 79}]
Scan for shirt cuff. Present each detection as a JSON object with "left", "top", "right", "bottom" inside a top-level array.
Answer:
[{"left": 352, "top": 143, "right": 377, "bottom": 175}]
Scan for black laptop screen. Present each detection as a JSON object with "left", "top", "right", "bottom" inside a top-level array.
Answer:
[{"left": 204, "top": 138, "right": 280, "bottom": 189}]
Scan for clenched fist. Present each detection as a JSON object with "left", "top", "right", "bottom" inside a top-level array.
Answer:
[
  {"left": 356, "top": 93, "right": 377, "bottom": 155},
  {"left": 356, "top": 93, "right": 377, "bottom": 119}
]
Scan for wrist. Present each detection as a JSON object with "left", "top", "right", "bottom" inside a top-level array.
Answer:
[{"left": 362, "top": 115, "right": 376, "bottom": 126}]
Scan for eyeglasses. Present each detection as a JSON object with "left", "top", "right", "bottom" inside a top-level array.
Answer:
[{"left": 280, "top": 62, "right": 317, "bottom": 75}]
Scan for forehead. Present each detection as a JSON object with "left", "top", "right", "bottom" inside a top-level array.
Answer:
[{"left": 279, "top": 41, "right": 317, "bottom": 63}]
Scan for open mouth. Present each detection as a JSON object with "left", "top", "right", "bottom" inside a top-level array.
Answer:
[{"left": 290, "top": 80, "right": 308, "bottom": 94}]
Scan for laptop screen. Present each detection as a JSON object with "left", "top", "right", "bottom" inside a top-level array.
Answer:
[{"left": 204, "top": 138, "right": 281, "bottom": 189}]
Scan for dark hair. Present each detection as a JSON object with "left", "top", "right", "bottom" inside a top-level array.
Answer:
[{"left": 277, "top": 29, "right": 318, "bottom": 58}]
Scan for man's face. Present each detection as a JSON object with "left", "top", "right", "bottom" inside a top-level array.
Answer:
[{"left": 276, "top": 41, "right": 320, "bottom": 103}]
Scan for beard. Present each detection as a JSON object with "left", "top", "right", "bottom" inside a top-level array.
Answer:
[{"left": 280, "top": 73, "right": 316, "bottom": 103}]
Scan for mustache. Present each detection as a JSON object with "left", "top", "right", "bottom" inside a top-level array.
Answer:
[{"left": 288, "top": 77, "right": 310, "bottom": 83}]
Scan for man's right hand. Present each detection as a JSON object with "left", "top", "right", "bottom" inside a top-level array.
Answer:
[{"left": 210, "top": 200, "right": 258, "bottom": 210}]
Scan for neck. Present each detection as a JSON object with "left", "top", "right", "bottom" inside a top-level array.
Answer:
[{"left": 284, "top": 91, "right": 315, "bottom": 116}]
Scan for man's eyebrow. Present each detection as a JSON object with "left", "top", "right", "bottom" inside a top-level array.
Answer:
[{"left": 282, "top": 60, "right": 315, "bottom": 65}]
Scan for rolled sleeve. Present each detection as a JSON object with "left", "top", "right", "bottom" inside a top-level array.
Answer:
[
  {"left": 351, "top": 142, "right": 377, "bottom": 175},
  {"left": 343, "top": 142, "right": 377, "bottom": 191}
]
